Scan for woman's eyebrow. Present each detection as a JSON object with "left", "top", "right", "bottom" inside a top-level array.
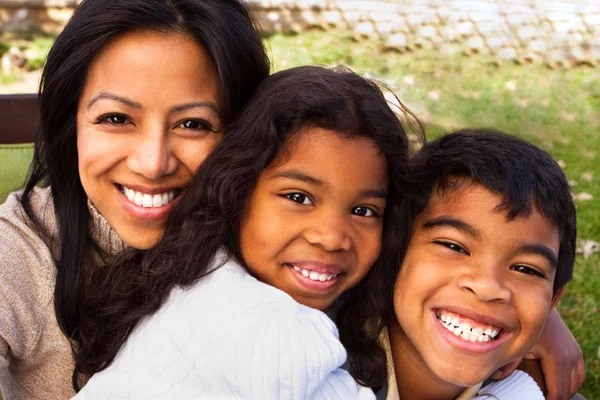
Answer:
[
  {"left": 422, "top": 216, "right": 480, "bottom": 239},
  {"left": 170, "top": 101, "right": 219, "bottom": 114},
  {"left": 86, "top": 92, "right": 142, "bottom": 111}
]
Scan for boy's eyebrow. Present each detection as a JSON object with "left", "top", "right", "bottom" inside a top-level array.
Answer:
[
  {"left": 515, "top": 244, "right": 559, "bottom": 268},
  {"left": 273, "top": 170, "right": 387, "bottom": 199},
  {"left": 422, "top": 217, "right": 480, "bottom": 239}
]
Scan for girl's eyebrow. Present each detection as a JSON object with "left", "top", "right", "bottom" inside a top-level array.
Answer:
[
  {"left": 86, "top": 92, "right": 219, "bottom": 114},
  {"left": 273, "top": 170, "right": 387, "bottom": 199},
  {"left": 273, "top": 170, "right": 322, "bottom": 186}
]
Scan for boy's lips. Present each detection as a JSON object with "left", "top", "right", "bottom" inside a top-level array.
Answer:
[{"left": 432, "top": 307, "right": 511, "bottom": 351}]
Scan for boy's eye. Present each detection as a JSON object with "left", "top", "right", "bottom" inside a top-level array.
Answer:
[
  {"left": 98, "top": 114, "right": 129, "bottom": 125},
  {"left": 352, "top": 206, "right": 377, "bottom": 217},
  {"left": 284, "top": 193, "right": 313, "bottom": 206},
  {"left": 177, "top": 119, "right": 212, "bottom": 131},
  {"left": 511, "top": 264, "right": 544, "bottom": 277},
  {"left": 435, "top": 241, "right": 469, "bottom": 255}
]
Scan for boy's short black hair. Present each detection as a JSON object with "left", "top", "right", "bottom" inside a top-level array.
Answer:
[{"left": 411, "top": 128, "right": 576, "bottom": 293}]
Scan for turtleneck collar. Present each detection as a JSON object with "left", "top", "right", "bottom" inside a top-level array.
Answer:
[{"left": 87, "top": 198, "right": 127, "bottom": 257}]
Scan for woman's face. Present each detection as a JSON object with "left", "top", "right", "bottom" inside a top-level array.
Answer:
[{"left": 77, "top": 30, "right": 222, "bottom": 249}]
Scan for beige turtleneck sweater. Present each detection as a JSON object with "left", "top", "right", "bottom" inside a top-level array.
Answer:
[{"left": 0, "top": 187, "right": 124, "bottom": 400}]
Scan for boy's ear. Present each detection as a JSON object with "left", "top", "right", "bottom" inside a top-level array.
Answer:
[{"left": 550, "top": 286, "right": 565, "bottom": 310}]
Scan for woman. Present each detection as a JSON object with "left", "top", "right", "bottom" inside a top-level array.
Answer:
[{"left": 0, "top": 0, "right": 268, "bottom": 398}]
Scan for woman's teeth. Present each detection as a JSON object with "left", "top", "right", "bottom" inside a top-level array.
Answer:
[
  {"left": 437, "top": 310, "right": 500, "bottom": 342},
  {"left": 292, "top": 266, "right": 339, "bottom": 282},
  {"left": 120, "top": 186, "right": 176, "bottom": 208}
]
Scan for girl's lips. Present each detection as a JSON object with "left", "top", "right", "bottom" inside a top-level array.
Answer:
[
  {"left": 287, "top": 264, "right": 341, "bottom": 293},
  {"left": 116, "top": 185, "right": 179, "bottom": 220}
]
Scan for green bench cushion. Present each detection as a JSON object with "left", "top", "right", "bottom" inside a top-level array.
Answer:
[{"left": 0, "top": 143, "right": 34, "bottom": 204}]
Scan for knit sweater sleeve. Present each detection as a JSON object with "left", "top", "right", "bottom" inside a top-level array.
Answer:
[
  {"left": 204, "top": 296, "right": 375, "bottom": 400},
  {"left": 0, "top": 192, "right": 55, "bottom": 369},
  {"left": 473, "top": 370, "right": 544, "bottom": 399},
  {"left": 73, "top": 259, "right": 374, "bottom": 400}
]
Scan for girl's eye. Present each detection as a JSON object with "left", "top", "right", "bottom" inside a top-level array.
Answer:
[
  {"left": 178, "top": 119, "right": 212, "bottom": 131},
  {"left": 285, "top": 193, "right": 313, "bottom": 206},
  {"left": 511, "top": 264, "right": 544, "bottom": 277},
  {"left": 98, "top": 114, "right": 129, "bottom": 125},
  {"left": 435, "top": 241, "right": 469, "bottom": 255},
  {"left": 352, "top": 206, "right": 377, "bottom": 217}
]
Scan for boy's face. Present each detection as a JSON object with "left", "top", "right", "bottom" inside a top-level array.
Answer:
[{"left": 393, "top": 182, "right": 563, "bottom": 387}]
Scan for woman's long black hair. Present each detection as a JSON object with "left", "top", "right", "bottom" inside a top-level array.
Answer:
[
  {"left": 19, "top": 0, "right": 270, "bottom": 377},
  {"left": 74, "top": 66, "right": 425, "bottom": 389}
]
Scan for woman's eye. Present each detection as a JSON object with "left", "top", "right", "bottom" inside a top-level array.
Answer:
[
  {"left": 285, "top": 193, "right": 313, "bottom": 205},
  {"left": 511, "top": 264, "right": 544, "bottom": 277},
  {"left": 435, "top": 241, "right": 468, "bottom": 255},
  {"left": 178, "top": 119, "right": 211, "bottom": 131},
  {"left": 352, "top": 206, "right": 377, "bottom": 217},
  {"left": 98, "top": 114, "right": 129, "bottom": 125}
]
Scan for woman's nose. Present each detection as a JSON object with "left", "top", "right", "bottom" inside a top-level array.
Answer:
[{"left": 127, "top": 129, "right": 177, "bottom": 180}]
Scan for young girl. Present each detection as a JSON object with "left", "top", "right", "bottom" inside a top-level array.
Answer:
[{"left": 71, "top": 66, "right": 418, "bottom": 398}]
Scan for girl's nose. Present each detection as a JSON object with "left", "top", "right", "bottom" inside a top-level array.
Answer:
[{"left": 303, "top": 214, "right": 352, "bottom": 252}]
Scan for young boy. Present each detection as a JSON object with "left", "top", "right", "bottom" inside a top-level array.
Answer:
[{"left": 383, "top": 128, "right": 576, "bottom": 399}]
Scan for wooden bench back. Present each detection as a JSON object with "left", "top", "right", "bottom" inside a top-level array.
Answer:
[{"left": 0, "top": 93, "right": 39, "bottom": 144}]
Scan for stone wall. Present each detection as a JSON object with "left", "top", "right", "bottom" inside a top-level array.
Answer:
[{"left": 1, "top": 0, "right": 599, "bottom": 68}]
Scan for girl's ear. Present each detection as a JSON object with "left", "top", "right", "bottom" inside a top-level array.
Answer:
[{"left": 550, "top": 286, "right": 565, "bottom": 310}]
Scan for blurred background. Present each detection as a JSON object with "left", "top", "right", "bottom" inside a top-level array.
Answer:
[{"left": 1, "top": 0, "right": 599, "bottom": 398}]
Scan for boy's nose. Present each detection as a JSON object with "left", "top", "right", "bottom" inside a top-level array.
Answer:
[
  {"left": 457, "top": 265, "right": 512, "bottom": 303},
  {"left": 303, "top": 215, "right": 352, "bottom": 252},
  {"left": 127, "top": 129, "right": 178, "bottom": 180}
]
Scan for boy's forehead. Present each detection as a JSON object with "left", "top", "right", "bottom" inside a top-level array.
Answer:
[
  {"left": 416, "top": 182, "right": 560, "bottom": 259},
  {"left": 422, "top": 181, "right": 497, "bottom": 216}
]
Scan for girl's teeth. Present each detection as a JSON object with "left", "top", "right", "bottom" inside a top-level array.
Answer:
[
  {"left": 292, "top": 266, "right": 338, "bottom": 282},
  {"left": 121, "top": 186, "right": 177, "bottom": 208}
]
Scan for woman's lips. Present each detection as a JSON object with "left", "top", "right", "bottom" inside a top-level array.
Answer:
[{"left": 116, "top": 184, "right": 180, "bottom": 220}]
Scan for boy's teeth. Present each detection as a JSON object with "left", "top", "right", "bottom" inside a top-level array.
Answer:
[
  {"left": 437, "top": 310, "right": 501, "bottom": 343},
  {"left": 292, "top": 266, "right": 338, "bottom": 282},
  {"left": 120, "top": 186, "right": 176, "bottom": 208}
]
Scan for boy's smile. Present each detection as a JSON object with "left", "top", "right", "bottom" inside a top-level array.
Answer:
[
  {"left": 239, "top": 127, "right": 388, "bottom": 311},
  {"left": 390, "top": 182, "right": 563, "bottom": 393}
]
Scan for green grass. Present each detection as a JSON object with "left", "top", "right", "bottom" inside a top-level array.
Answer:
[{"left": 266, "top": 31, "right": 600, "bottom": 399}]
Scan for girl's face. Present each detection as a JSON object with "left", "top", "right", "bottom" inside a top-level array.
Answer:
[
  {"left": 77, "top": 30, "right": 222, "bottom": 249},
  {"left": 239, "top": 127, "right": 388, "bottom": 311}
]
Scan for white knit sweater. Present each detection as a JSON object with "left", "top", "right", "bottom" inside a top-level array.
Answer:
[{"left": 73, "top": 252, "right": 374, "bottom": 400}]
